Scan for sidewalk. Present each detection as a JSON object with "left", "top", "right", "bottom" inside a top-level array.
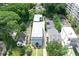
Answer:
[
  {"left": 35, "top": 48, "right": 38, "bottom": 56},
  {"left": 43, "top": 48, "right": 47, "bottom": 56}
]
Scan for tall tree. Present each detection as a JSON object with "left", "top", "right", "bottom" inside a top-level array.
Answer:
[{"left": 42, "top": 3, "right": 67, "bottom": 17}]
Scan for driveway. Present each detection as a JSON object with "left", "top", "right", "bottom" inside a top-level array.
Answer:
[{"left": 46, "top": 18, "right": 61, "bottom": 42}]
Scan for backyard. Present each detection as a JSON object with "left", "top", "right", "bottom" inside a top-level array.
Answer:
[{"left": 9, "top": 47, "right": 25, "bottom": 56}]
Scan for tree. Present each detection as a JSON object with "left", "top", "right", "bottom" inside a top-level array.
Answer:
[
  {"left": 46, "top": 41, "right": 68, "bottom": 56},
  {"left": 0, "top": 11, "right": 25, "bottom": 32},
  {"left": 42, "top": 3, "right": 67, "bottom": 17},
  {"left": 0, "top": 3, "right": 35, "bottom": 23},
  {"left": 53, "top": 15, "right": 62, "bottom": 32},
  {"left": 0, "top": 29, "right": 16, "bottom": 50},
  {"left": 0, "top": 11, "right": 25, "bottom": 50},
  {"left": 25, "top": 44, "right": 32, "bottom": 56},
  {"left": 75, "top": 27, "right": 79, "bottom": 34}
]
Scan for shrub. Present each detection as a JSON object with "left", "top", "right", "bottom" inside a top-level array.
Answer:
[
  {"left": 53, "top": 15, "right": 62, "bottom": 32},
  {"left": 46, "top": 41, "right": 68, "bottom": 56},
  {"left": 25, "top": 44, "right": 32, "bottom": 56}
]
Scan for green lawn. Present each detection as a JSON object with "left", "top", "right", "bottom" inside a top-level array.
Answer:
[
  {"left": 31, "top": 47, "right": 36, "bottom": 56},
  {"left": 11, "top": 50, "right": 20, "bottom": 56},
  {"left": 10, "top": 47, "right": 25, "bottom": 56},
  {"left": 11, "top": 48, "right": 21, "bottom": 56},
  {"left": 37, "top": 48, "right": 43, "bottom": 56}
]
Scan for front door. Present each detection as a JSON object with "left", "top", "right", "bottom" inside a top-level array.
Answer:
[{"left": 35, "top": 42, "right": 39, "bottom": 47}]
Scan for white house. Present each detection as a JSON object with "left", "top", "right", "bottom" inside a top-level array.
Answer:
[
  {"left": 61, "top": 27, "right": 78, "bottom": 48},
  {"left": 31, "top": 14, "right": 44, "bottom": 47},
  {"left": 33, "top": 14, "right": 43, "bottom": 22}
]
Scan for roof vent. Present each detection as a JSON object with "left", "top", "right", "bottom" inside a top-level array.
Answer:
[{"left": 69, "top": 32, "right": 72, "bottom": 35}]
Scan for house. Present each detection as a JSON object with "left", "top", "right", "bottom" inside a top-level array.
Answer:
[
  {"left": 33, "top": 14, "right": 43, "bottom": 22},
  {"left": 17, "top": 32, "right": 26, "bottom": 46},
  {"left": 31, "top": 14, "right": 44, "bottom": 47},
  {"left": 66, "top": 3, "right": 79, "bottom": 25},
  {"left": 61, "top": 27, "right": 78, "bottom": 48}
]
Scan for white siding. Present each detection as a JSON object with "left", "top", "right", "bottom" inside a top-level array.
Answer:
[
  {"left": 32, "top": 37, "right": 43, "bottom": 46},
  {"left": 61, "top": 27, "right": 78, "bottom": 47}
]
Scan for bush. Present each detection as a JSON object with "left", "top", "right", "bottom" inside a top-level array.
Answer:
[
  {"left": 46, "top": 41, "right": 68, "bottom": 56},
  {"left": 75, "top": 27, "right": 79, "bottom": 34},
  {"left": 25, "top": 44, "right": 32, "bottom": 56},
  {"left": 53, "top": 15, "right": 62, "bottom": 32}
]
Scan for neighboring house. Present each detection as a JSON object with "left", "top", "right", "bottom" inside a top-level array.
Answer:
[
  {"left": 0, "top": 41, "right": 6, "bottom": 56},
  {"left": 17, "top": 32, "right": 26, "bottom": 46},
  {"left": 66, "top": 3, "right": 79, "bottom": 25},
  {"left": 61, "top": 27, "right": 78, "bottom": 48},
  {"left": 31, "top": 14, "right": 44, "bottom": 47}
]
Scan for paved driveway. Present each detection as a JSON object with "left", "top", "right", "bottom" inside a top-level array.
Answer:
[{"left": 46, "top": 18, "right": 61, "bottom": 41}]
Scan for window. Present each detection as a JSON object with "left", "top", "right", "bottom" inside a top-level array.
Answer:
[
  {"left": 40, "top": 17, "right": 43, "bottom": 21},
  {"left": 68, "top": 38, "right": 70, "bottom": 41}
]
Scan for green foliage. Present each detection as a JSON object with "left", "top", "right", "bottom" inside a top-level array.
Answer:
[
  {"left": 42, "top": 3, "right": 67, "bottom": 17},
  {"left": 0, "top": 4, "right": 35, "bottom": 54},
  {"left": 46, "top": 41, "right": 68, "bottom": 56},
  {"left": 0, "top": 11, "right": 25, "bottom": 32},
  {"left": 53, "top": 15, "right": 62, "bottom": 32},
  {"left": 75, "top": 27, "right": 79, "bottom": 34},
  {"left": 25, "top": 44, "right": 32, "bottom": 56},
  {"left": 8, "top": 47, "right": 25, "bottom": 56},
  {"left": 20, "top": 47, "right": 25, "bottom": 56},
  {"left": 66, "top": 14, "right": 79, "bottom": 33},
  {"left": 0, "top": 3, "right": 35, "bottom": 23},
  {"left": 0, "top": 31, "right": 17, "bottom": 50},
  {"left": 0, "top": 11, "right": 20, "bottom": 32},
  {"left": 73, "top": 47, "right": 79, "bottom": 56},
  {"left": 0, "top": 11, "right": 22, "bottom": 50},
  {"left": 29, "top": 9, "right": 35, "bottom": 22}
]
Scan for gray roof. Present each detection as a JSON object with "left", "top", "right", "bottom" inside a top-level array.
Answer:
[{"left": 18, "top": 32, "right": 26, "bottom": 42}]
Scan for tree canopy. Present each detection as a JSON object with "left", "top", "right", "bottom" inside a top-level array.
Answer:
[
  {"left": 0, "top": 11, "right": 26, "bottom": 50},
  {"left": 46, "top": 41, "right": 68, "bottom": 56},
  {"left": 42, "top": 3, "right": 67, "bottom": 17},
  {"left": 0, "top": 11, "right": 25, "bottom": 32},
  {"left": 0, "top": 3, "right": 35, "bottom": 23},
  {"left": 25, "top": 44, "right": 32, "bottom": 56}
]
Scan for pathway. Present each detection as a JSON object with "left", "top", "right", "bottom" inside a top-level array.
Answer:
[{"left": 35, "top": 48, "right": 38, "bottom": 56}]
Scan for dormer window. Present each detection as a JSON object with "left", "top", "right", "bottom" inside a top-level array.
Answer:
[
  {"left": 68, "top": 38, "right": 70, "bottom": 41},
  {"left": 40, "top": 17, "right": 43, "bottom": 21}
]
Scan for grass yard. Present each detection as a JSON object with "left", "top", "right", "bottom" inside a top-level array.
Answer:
[
  {"left": 10, "top": 47, "right": 25, "bottom": 56},
  {"left": 11, "top": 48, "right": 21, "bottom": 56},
  {"left": 11, "top": 50, "right": 20, "bottom": 56},
  {"left": 37, "top": 48, "right": 43, "bottom": 56},
  {"left": 31, "top": 47, "right": 36, "bottom": 56}
]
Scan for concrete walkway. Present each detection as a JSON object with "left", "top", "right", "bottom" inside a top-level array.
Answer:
[
  {"left": 43, "top": 48, "right": 47, "bottom": 56},
  {"left": 35, "top": 48, "right": 38, "bottom": 56}
]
